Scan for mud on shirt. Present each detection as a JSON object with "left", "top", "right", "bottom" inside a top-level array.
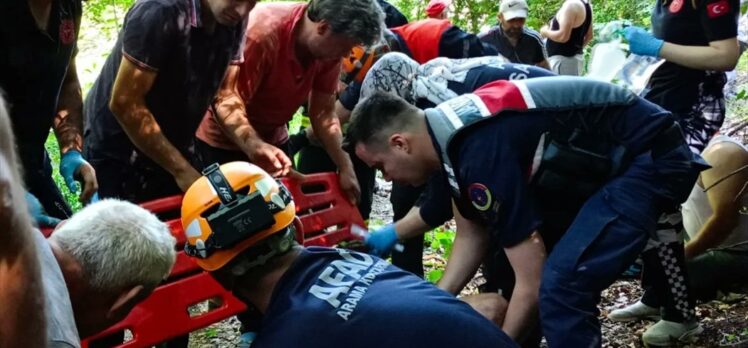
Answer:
[{"left": 251, "top": 247, "right": 518, "bottom": 348}]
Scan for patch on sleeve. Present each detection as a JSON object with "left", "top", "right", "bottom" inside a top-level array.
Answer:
[
  {"left": 668, "top": 0, "right": 684, "bottom": 13},
  {"left": 707, "top": 0, "right": 731, "bottom": 18},
  {"left": 59, "top": 19, "right": 75, "bottom": 45},
  {"left": 468, "top": 183, "right": 493, "bottom": 212}
]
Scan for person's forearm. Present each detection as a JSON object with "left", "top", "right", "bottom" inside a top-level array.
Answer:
[
  {"left": 537, "top": 59, "right": 551, "bottom": 70},
  {"left": 437, "top": 212, "right": 488, "bottom": 295},
  {"left": 335, "top": 100, "right": 352, "bottom": 125},
  {"left": 541, "top": 28, "right": 570, "bottom": 43},
  {"left": 394, "top": 207, "right": 434, "bottom": 240},
  {"left": 0, "top": 242, "right": 46, "bottom": 348},
  {"left": 312, "top": 111, "right": 354, "bottom": 172},
  {"left": 502, "top": 285, "right": 539, "bottom": 341},
  {"left": 685, "top": 213, "right": 738, "bottom": 259},
  {"left": 0, "top": 161, "right": 46, "bottom": 347},
  {"left": 53, "top": 62, "right": 84, "bottom": 153},
  {"left": 502, "top": 231, "right": 545, "bottom": 342},
  {"left": 213, "top": 90, "right": 265, "bottom": 154},
  {"left": 112, "top": 103, "right": 193, "bottom": 177},
  {"left": 659, "top": 41, "right": 739, "bottom": 71}
]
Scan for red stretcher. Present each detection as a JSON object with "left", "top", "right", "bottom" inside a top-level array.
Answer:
[{"left": 74, "top": 172, "right": 365, "bottom": 348}]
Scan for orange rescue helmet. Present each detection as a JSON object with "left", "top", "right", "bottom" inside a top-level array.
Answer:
[
  {"left": 181, "top": 162, "right": 296, "bottom": 271},
  {"left": 340, "top": 33, "right": 396, "bottom": 84}
]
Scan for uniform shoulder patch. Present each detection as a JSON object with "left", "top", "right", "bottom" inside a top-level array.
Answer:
[
  {"left": 468, "top": 183, "right": 492, "bottom": 212},
  {"left": 707, "top": 0, "right": 730, "bottom": 18},
  {"left": 669, "top": 0, "right": 683, "bottom": 13}
]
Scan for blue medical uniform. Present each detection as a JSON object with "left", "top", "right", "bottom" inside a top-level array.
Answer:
[
  {"left": 425, "top": 76, "right": 704, "bottom": 347},
  {"left": 251, "top": 247, "right": 518, "bottom": 348}
]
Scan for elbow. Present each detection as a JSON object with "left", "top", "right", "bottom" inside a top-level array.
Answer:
[
  {"left": 108, "top": 94, "right": 131, "bottom": 120},
  {"left": 708, "top": 55, "right": 739, "bottom": 71},
  {"left": 718, "top": 58, "right": 738, "bottom": 71},
  {"left": 711, "top": 47, "right": 741, "bottom": 71},
  {"left": 555, "top": 33, "right": 571, "bottom": 44},
  {"left": 714, "top": 212, "right": 740, "bottom": 232}
]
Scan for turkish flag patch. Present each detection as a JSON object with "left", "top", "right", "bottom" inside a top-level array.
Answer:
[
  {"left": 59, "top": 19, "right": 75, "bottom": 45},
  {"left": 707, "top": 0, "right": 730, "bottom": 19}
]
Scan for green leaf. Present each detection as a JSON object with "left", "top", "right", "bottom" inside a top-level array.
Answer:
[
  {"left": 430, "top": 238, "right": 441, "bottom": 250},
  {"left": 426, "top": 269, "right": 444, "bottom": 283},
  {"left": 204, "top": 327, "right": 218, "bottom": 338},
  {"left": 736, "top": 89, "right": 747, "bottom": 101}
]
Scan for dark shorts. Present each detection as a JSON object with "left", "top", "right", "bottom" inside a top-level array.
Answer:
[
  {"left": 23, "top": 150, "right": 73, "bottom": 219},
  {"left": 85, "top": 148, "right": 181, "bottom": 203}
]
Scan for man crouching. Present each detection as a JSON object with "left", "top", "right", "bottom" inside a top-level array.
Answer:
[{"left": 180, "top": 162, "right": 518, "bottom": 348}]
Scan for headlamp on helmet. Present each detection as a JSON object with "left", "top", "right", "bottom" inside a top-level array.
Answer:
[
  {"left": 181, "top": 162, "right": 296, "bottom": 271},
  {"left": 341, "top": 38, "right": 393, "bottom": 84}
]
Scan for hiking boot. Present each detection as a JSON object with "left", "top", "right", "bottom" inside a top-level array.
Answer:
[
  {"left": 607, "top": 301, "right": 661, "bottom": 322},
  {"left": 642, "top": 320, "right": 703, "bottom": 347}
]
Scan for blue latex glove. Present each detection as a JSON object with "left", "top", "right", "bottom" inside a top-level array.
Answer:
[
  {"left": 25, "top": 192, "right": 62, "bottom": 227},
  {"left": 60, "top": 150, "right": 87, "bottom": 193},
  {"left": 623, "top": 26, "right": 664, "bottom": 58},
  {"left": 238, "top": 332, "right": 256, "bottom": 348},
  {"left": 364, "top": 224, "right": 398, "bottom": 257}
]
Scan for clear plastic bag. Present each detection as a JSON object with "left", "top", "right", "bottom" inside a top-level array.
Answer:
[{"left": 585, "top": 21, "right": 666, "bottom": 96}]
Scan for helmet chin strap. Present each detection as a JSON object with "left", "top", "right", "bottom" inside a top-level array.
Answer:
[{"left": 229, "top": 227, "right": 296, "bottom": 276}]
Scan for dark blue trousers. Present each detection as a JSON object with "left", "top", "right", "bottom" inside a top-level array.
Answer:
[{"left": 540, "top": 143, "right": 701, "bottom": 348}]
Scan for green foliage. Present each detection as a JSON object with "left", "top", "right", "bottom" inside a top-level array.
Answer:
[
  {"left": 427, "top": 226, "right": 455, "bottom": 256},
  {"left": 737, "top": 89, "right": 748, "bottom": 101},
  {"left": 391, "top": 0, "right": 654, "bottom": 34},
  {"left": 721, "top": 327, "right": 748, "bottom": 345},
  {"left": 424, "top": 226, "right": 455, "bottom": 283},
  {"left": 203, "top": 327, "right": 219, "bottom": 338},
  {"left": 426, "top": 269, "right": 444, "bottom": 283},
  {"left": 45, "top": 134, "right": 83, "bottom": 211},
  {"left": 83, "top": 0, "right": 134, "bottom": 35}
]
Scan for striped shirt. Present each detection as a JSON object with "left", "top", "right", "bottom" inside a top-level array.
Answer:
[{"left": 479, "top": 25, "right": 547, "bottom": 65}]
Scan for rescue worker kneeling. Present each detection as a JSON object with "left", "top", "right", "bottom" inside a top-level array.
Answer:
[
  {"left": 345, "top": 77, "right": 707, "bottom": 348},
  {"left": 180, "top": 162, "right": 519, "bottom": 348}
]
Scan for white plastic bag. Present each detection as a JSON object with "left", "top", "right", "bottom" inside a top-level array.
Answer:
[{"left": 587, "top": 39, "right": 628, "bottom": 82}]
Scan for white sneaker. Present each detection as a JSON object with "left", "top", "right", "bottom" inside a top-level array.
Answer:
[
  {"left": 642, "top": 320, "right": 703, "bottom": 347},
  {"left": 607, "top": 301, "right": 661, "bottom": 322}
]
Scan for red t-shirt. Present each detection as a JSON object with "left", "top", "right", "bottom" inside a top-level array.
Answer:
[
  {"left": 196, "top": 2, "right": 340, "bottom": 148},
  {"left": 391, "top": 18, "right": 452, "bottom": 64}
]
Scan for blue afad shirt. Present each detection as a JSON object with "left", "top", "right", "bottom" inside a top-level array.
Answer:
[
  {"left": 251, "top": 247, "right": 518, "bottom": 348},
  {"left": 425, "top": 76, "right": 685, "bottom": 248}
]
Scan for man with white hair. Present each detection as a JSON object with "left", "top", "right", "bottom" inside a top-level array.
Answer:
[{"left": 36, "top": 199, "right": 176, "bottom": 347}]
